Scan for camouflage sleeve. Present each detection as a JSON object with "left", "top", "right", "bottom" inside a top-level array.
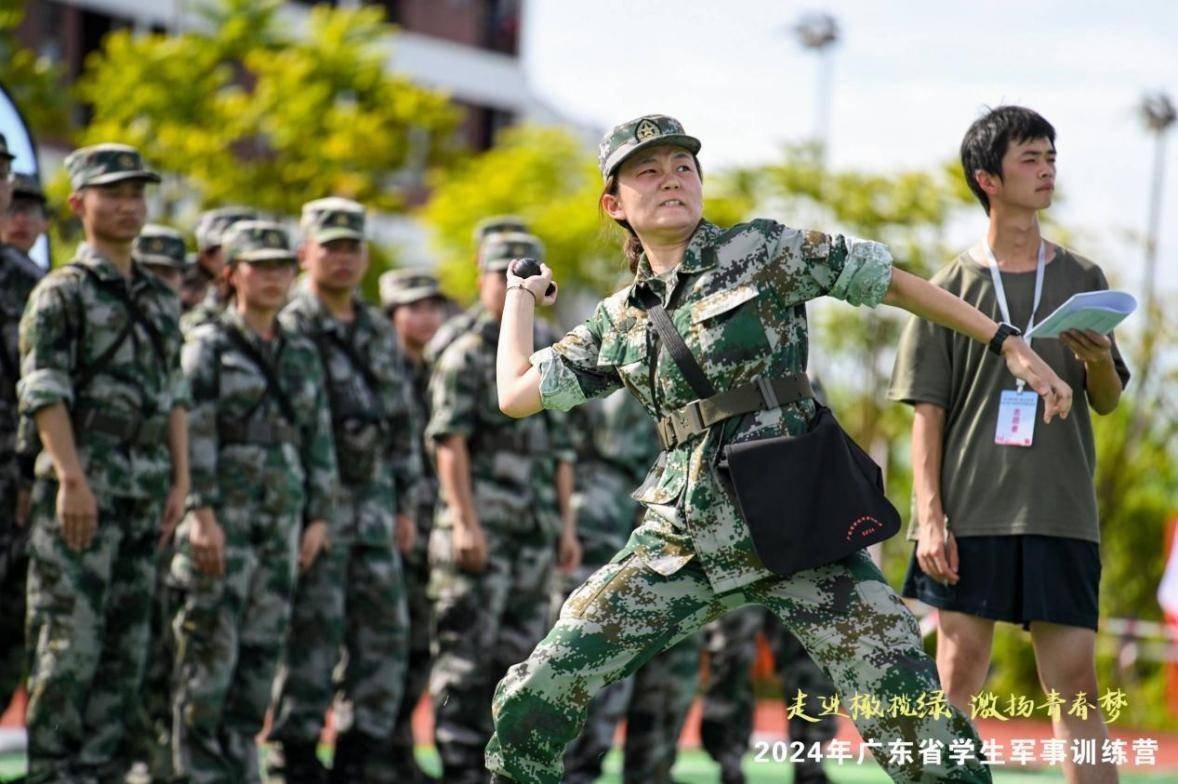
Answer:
[
  {"left": 16, "top": 277, "right": 76, "bottom": 416},
  {"left": 424, "top": 341, "right": 479, "bottom": 442},
  {"left": 301, "top": 358, "right": 339, "bottom": 525},
  {"left": 533, "top": 303, "right": 622, "bottom": 412},
  {"left": 768, "top": 221, "right": 894, "bottom": 309},
  {"left": 387, "top": 375, "right": 424, "bottom": 517},
  {"left": 182, "top": 336, "right": 221, "bottom": 511}
]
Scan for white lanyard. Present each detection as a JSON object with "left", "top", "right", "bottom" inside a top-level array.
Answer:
[
  {"left": 982, "top": 239, "right": 1046, "bottom": 392},
  {"left": 981, "top": 239, "right": 1046, "bottom": 337}
]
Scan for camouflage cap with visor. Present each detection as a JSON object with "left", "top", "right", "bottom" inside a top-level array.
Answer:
[
  {"left": 598, "top": 114, "right": 701, "bottom": 181},
  {"left": 135, "top": 224, "right": 188, "bottom": 270},
  {"left": 478, "top": 231, "right": 544, "bottom": 273},
  {"left": 472, "top": 214, "right": 529, "bottom": 244},
  {"left": 0, "top": 132, "right": 14, "bottom": 162},
  {"left": 379, "top": 268, "right": 444, "bottom": 308},
  {"left": 11, "top": 173, "right": 45, "bottom": 203},
  {"left": 301, "top": 196, "right": 366, "bottom": 244},
  {"left": 195, "top": 206, "right": 260, "bottom": 251},
  {"left": 223, "top": 220, "right": 296, "bottom": 265},
  {"left": 64, "top": 143, "right": 161, "bottom": 190}
]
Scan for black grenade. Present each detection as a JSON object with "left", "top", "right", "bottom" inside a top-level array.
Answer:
[{"left": 512, "top": 257, "right": 556, "bottom": 297}]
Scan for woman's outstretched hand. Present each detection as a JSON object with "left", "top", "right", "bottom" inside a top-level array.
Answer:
[{"left": 1001, "top": 337, "right": 1073, "bottom": 422}]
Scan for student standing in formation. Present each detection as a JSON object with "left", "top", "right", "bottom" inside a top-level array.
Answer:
[{"left": 18, "top": 143, "right": 189, "bottom": 783}]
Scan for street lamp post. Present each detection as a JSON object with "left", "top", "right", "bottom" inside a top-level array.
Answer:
[
  {"left": 794, "top": 12, "right": 840, "bottom": 160},
  {"left": 1140, "top": 92, "right": 1175, "bottom": 320}
]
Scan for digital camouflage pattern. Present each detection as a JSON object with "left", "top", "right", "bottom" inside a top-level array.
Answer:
[
  {"left": 65, "top": 142, "right": 160, "bottom": 189},
  {"left": 300, "top": 196, "right": 365, "bottom": 243},
  {"left": 0, "top": 242, "right": 42, "bottom": 708},
  {"left": 135, "top": 223, "right": 189, "bottom": 270},
  {"left": 379, "top": 267, "right": 443, "bottom": 309},
  {"left": 620, "top": 632, "right": 702, "bottom": 783},
  {"left": 597, "top": 114, "right": 701, "bottom": 180},
  {"left": 269, "top": 284, "right": 420, "bottom": 754},
  {"left": 486, "top": 218, "right": 991, "bottom": 783},
  {"left": 533, "top": 219, "right": 893, "bottom": 595},
  {"left": 18, "top": 243, "right": 183, "bottom": 783},
  {"left": 701, "top": 606, "right": 837, "bottom": 784},
  {"left": 170, "top": 304, "right": 337, "bottom": 784},
  {"left": 478, "top": 231, "right": 544, "bottom": 272},
  {"left": 473, "top": 214, "right": 528, "bottom": 243},
  {"left": 423, "top": 303, "right": 482, "bottom": 365},
  {"left": 378, "top": 345, "right": 440, "bottom": 782},
  {"left": 194, "top": 206, "right": 259, "bottom": 251},
  {"left": 19, "top": 243, "right": 186, "bottom": 499},
  {"left": 425, "top": 308, "right": 573, "bottom": 783}
]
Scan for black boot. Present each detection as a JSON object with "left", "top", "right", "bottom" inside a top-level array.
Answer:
[
  {"left": 279, "top": 741, "right": 328, "bottom": 784},
  {"left": 330, "top": 731, "right": 379, "bottom": 784}
]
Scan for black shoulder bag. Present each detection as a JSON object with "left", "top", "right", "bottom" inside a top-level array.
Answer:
[{"left": 636, "top": 286, "right": 901, "bottom": 577}]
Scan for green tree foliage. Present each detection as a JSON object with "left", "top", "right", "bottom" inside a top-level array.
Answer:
[
  {"left": 419, "top": 124, "right": 752, "bottom": 309},
  {"left": 74, "top": 0, "right": 458, "bottom": 220},
  {"left": 0, "top": 0, "right": 70, "bottom": 140}
]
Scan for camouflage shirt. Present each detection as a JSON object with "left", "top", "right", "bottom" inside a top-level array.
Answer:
[
  {"left": 568, "top": 390, "right": 660, "bottom": 566},
  {"left": 0, "top": 245, "right": 43, "bottom": 483},
  {"left": 184, "top": 306, "right": 338, "bottom": 524},
  {"left": 532, "top": 219, "right": 893, "bottom": 592},
  {"left": 279, "top": 286, "right": 423, "bottom": 543},
  {"left": 426, "top": 308, "right": 574, "bottom": 536},
  {"left": 18, "top": 243, "right": 186, "bottom": 500},
  {"left": 423, "top": 304, "right": 482, "bottom": 366},
  {"left": 181, "top": 286, "right": 227, "bottom": 336},
  {"left": 405, "top": 353, "right": 438, "bottom": 516}
]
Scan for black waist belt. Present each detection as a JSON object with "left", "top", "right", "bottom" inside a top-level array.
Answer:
[
  {"left": 73, "top": 406, "right": 168, "bottom": 447},
  {"left": 218, "top": 419, "right": 301, "bottom": 446},
  {"left": 655, "top": 373, "right": 814, "bottom": 451}
]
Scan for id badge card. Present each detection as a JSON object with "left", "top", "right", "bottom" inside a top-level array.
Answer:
[{"left": 995, "top": 389, "right": 1038, "bottom": 447}]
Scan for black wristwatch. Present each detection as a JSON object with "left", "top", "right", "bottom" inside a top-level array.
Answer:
[{"left": 988, "top": 322, "right": 1022, "bottom": 355}]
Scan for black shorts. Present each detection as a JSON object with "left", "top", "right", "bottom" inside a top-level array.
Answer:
[{"left": 901, "top": 534, "right": 1101, "bottom": 631}]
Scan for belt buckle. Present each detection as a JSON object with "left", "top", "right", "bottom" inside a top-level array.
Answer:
[{"left": 672, "top": 400, "right": 705, "bottom": 444}]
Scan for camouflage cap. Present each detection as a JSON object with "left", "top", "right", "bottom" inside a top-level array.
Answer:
[
  {"left": 301, "top": 196, "right": 366, "bottom": 243},
  {"left": 64, "top": 143, "right": 161, "bottom": 190},
  {"left": 0, "top": 132, "right": 13, "bottom": 161},
  {"left": 223, "top": 220, "right": 296, "bottom": 264},
  {"left": 598, "top": 114, "right": 701, "bottom": 181},
  {"left": 472, "top": 214, "right": 529, "bottom": 244},
  {"left": 195, "top": 206, "right": 260, "bottom": 250},
  {"left": 11, "top": 173, "right": 45, "bottom": 203},
  {"left": 478, "top": 231, "right": 544, "bottom": 272},
  {"left": 379, "top": 268, "right": 443, "bottom": 308},
  {"left": 135, "top": 224, "right": 188, "bottom": 270}
]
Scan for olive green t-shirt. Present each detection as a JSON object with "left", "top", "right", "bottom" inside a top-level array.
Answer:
[{"left": 888, "top": 245, "right": 1130, "bottom": 543}]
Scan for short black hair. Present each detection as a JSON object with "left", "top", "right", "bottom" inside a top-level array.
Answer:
[{"left": 960, "top": 106, "right": 1056, "bottom": 215}]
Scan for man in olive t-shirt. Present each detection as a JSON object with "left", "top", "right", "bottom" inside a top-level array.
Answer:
[{"left": 890, "top": 106, "right": 1128, "bottom": 784}]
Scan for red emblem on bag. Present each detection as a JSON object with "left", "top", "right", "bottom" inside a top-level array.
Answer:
[{"left": 846, "top": 515, "right": 882, "bottom": 542}]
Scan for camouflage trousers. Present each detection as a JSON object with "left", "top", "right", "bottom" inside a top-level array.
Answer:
[
  {"left": 701, "top": 606, "right": 837, "bottom": 782},
  {"left": 430, "top": 524, "right": 555, "bottom": 784},
  {"left": 170, "top": 509, "right": 301, "bottom": 784},
  {"left": 557, "top": 565, "right": 702, "bottom": 784},
  {"left": 487, "top": 548, "right": 992, "bottom": 784},
  {"left": 24, "top": 479, "right": 161, "bottom": 784},
  {"left": 0, "top": 471, "right": 28, "bottom": 709},
  {"left": 125, "top": 548, "right": 178, "bottom": 782},
  {"left": 269, "top": 539, "right": 409, "bottom": 746},
  {"left": 374, "top": 516, "right": 434, "bottom": 782}
]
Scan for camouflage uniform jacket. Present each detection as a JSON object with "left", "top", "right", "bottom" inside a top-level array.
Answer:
[
  {"left": 18, "top": 243, "right": 186, "bottom": 500},
  {"left": 568, "top": 390, "right": 659, "bottom": 566},
  {"left": 426, "top": 308, "right": 574, "bottom": 537},
  {"left": 0, "top": 245, "right": 43, "bottom": 488},
  {"left": 279, "top": 286, "right": 422, "bottom": 544},
  {"left": 423, "top": 303, "right": 482, "bottom": 366},
  {"left": 405, "top": 352, "right": 438, "bottom": 544},
  {"left": 180, "top": 286, "right": 227, "bottom": 335},
  {"left": 183, "top": 306, "right": 338, "bottom": 525},
  {"left": 533, "top": 219, "right": 894, "bottom": 593}
]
